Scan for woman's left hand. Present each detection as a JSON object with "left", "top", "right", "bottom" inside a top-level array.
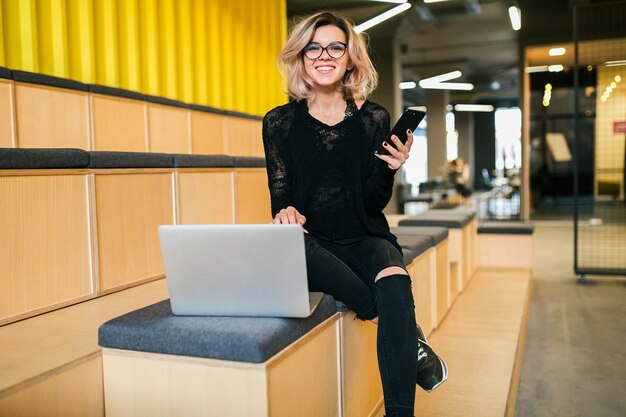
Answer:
[{"left": 375, "top": 129, "right": 414, "bottom": 170}]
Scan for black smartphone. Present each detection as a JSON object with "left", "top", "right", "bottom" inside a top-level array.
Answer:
[{"left": 376, "top": 109, "right": 426, "bottom": 156}]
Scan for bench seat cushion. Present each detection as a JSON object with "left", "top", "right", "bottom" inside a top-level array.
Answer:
[
  {"left": 88, "top": 151, "right": 174, "bottom": 168},
  {"left": 399, "top": 213, "right": 469, "bottom": 228},
  {"left": 0, "top": 148, "right": 90, "bottom": 169},
  {"left": 391, "top": 226, "right": 449, "bottom": 246},
  {"left": 98, "top": 296, "right": 337, "bottom": 363},
  {"left": 233, "top": 156, "right": 266, "bottom": 168},
  {"left": 477, "top": 221, "right": 534, "bottom": 235},
  {"left": 173, "top": 154, "right": 234, "bottom": 168},
  {"left": 396, "top": 235, "right": 432, "bottom": 260}
]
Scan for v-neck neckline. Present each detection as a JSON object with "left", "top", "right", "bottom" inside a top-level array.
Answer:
[{"left": 301, "top": 99, "right": 364, "bottom": 128}]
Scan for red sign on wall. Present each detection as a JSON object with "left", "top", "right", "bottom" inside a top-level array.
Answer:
[{"left": 615, "top": 121, "right": 626, "bottom": 133}]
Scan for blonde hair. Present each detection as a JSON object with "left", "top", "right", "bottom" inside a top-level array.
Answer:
[{"left": 277, "top": 11, "right": 378, "bottom": 101}]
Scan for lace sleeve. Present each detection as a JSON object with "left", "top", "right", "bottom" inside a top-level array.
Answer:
[
  {"left": 362, "top": 104, "right": 397, "bottom": 214},
  {"left": 263, "top": 105, "right": 296, "bottom": 217}
]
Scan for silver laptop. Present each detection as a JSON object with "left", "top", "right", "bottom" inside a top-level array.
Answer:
[{"left": 158, "top": 224, "right": 323, "bottom": 318}]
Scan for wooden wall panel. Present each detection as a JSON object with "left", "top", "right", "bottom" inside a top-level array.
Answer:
[
  {"left": 0, "top": 174, "right": 93, "bottom": 322},
  {"left": 412, "top": 250, "right": 433, "bottom": 336},
  {"left": 147, "top": 103, "right": 191, "bottom": 154},
  {"left": 91, "top": 94, "right": 147, "bottom": 152},
  {"left": 234, "top": 169, "right": 271, "bottom": 224},
  {"left": 267, "top": 318, "right": 340, "bottom": 417},
  {"left": 15, "top": 83, "right": 90, "bottom": 149},
  {"left": 226, "top": 117, "right": 262, "bottom": 157},
  {"left": 177, "top": 170, "right": 235, "bottom": 224},
  {"left": 94, "top": 172, "right": 174, "bottom": 292},
  {"left": 340, "top": 314, "right": 382, "bottom": 417},
  {"left": 0, "top": 355, "right": 104, "bottom": 417},
  {"left": 0, "top": 79, "right": 14, "bottom": 147},
  {"left": 190, "top": 111, "right": 226, "bottom": 155},
  {"left": 103, "top": 348, "right": 269, "bottom": 417},
  {"left": 435, "top": 240, "right": 450, "bottom": 326}
]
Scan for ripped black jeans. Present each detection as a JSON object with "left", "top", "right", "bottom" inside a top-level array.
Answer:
[{"left": 305, "top": 235, "right": 418, "bottom": 417}]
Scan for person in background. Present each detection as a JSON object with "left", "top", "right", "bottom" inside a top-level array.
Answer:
[
  {"left": 262, "top": 11, "right": 447, "bottom": 417},
  {"left": 448, "top": 157, "right": 473, "bottom": 205}
]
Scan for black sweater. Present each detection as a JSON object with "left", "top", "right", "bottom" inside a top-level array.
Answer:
[{"left": 262, "top": 99, "right": 402, "bottom": 253}]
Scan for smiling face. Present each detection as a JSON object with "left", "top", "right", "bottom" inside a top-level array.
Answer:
[{"left": 303, "top": 25, "right": 352, "bottom": 93}]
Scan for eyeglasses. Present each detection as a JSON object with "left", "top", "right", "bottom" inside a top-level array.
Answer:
[{"left": 303, "top": 41, "right": 348, "bottom": 60}]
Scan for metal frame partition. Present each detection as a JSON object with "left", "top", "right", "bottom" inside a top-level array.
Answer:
[{"left": 573, "top": 1, "right": 626, "bottom": 281}]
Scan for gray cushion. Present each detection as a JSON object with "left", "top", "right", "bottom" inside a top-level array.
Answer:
[
  {"left": 98, "top": 295, "right": 337, "bottom": 363},
  {"left": 88, "top": 151, "right": 174, "bottom": 168},
  {"left": 234, "top": 156, "right": 266, "bottom": 168},
  {"left": 12, "top": 69, "right": 88, "bottom": 91},
  {"left": 396, "top": 235, "right": 432, "bottom": 259},
  {"left": 0, "top": 67, "right": 11, "bottom": 79},
  {"left": 391, "top": 226, "right": 449, "bottom": 245},
  {"left": 147, "top": 95, "right": 189, "bottom": 109},
  {"left": 89, "top": 84, "right": 147, "bottom": 101},
  {"left": 401, "top": 247, "right": 416, "bottom": 265},
  {"left": 399, "top": 214, "right": 469, "bottom": 228},
  {"left": 429, "top": 207, "right": 476, "bottom": 220},
  {"left": 173, "top": 154, "right": 234, "bottom": 168},
  {"left": 190, "top": 103, "right": 229, "bottom": 115},
  {"left": 0, "top": 148, "right": 89, "bottom": 169},
  {"left": 335, "top": 301, "right": 349, "bottom": 312},
  {"left": 225, "top": 109, "right": 263, "bottom": 121},
  {"left": 478, "top": 221, "right": 534, "bottom": 235}
]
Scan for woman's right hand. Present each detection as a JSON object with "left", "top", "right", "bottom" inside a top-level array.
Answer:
[{"left": 272, "top": 206, "right": 307, "bottom": 227}]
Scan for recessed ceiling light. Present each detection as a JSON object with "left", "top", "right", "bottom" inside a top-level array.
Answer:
[
  {"left": 549, "top": 47, "right": 566, "bottom": 56},
  {"left": 490, "top": 81, "right": 501, "bottom": 90},
  {"left": 548, "top": 65, "right": 564, "bottom": 72},
  {"left": 525, "top": 66, "right": 548, "bottom": 73},
  {"left": 508, "top": 6, "right": 521, "bottom": 31}
]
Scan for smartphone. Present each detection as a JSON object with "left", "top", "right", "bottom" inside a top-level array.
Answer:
[{"left": 376, "top": 109, "right": 426, "bottom": 156}]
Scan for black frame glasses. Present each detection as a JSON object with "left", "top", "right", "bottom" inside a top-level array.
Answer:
[{"left": 303, "top": 41, "right": 348, "bottom": 60}]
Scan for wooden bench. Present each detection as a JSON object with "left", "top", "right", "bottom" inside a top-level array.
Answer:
[
  {"left": 99, "top": 296, "right": 340, "bottom": 417},
  {"left": 393, "top": 226, "right": 450, "bottom": 328},
  {"left": 477, "top": 221, "right": 534, "bottom": 270},
  {"left": 398, "top": 209, "right": 476, "bottom": 305}
]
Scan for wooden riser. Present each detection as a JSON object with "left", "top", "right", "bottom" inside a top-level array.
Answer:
[
  {"left": 102, "top": 316, "right": 341, "bottom": 417},
  {"left": 477, "top": 234, "right": 533, "bottom": 270}
]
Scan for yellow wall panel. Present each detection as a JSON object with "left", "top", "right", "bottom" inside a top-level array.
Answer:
[
  {"left": 176, "top": 0, "right": 194, "bottom": 104},
  {"left": 118, "top": 0, "right": 141, "bottom": 92},
  {"left": 159, "top": 0, "right": 178, "bottom": 100},
  {"left": 206, "top": 0, "right": 223, "bottom": 109},
  {"left": 94, "top": 0, "right": 119, "bottom": 87},
  {"left": 67, "top": 0, "right": 95, "bottom": 83},
  {"left": 2, "top": 0, "right": 287, "bottom": 116},
  {"left": 138, "top": 0, "right": 160, "bottom": 96},
  {"left": 192, "top": 0, "right": 208, "bottom": 105},
  {"left": 231, "top": 0, "right": 247, "bottom": 113},
  {"left": 3, "top": 0, "right": 38, "bottom": 72},
  {"left": 0, "top": 1, "right": 5, "bottom": 66},
  {"left": 36, "top": 0, "right": 68, "bottom": 78}
]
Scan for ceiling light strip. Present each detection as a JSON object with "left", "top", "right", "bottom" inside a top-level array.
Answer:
[
  {"left": 355, "top": 3, "right": 412, "bottom": 33},
  {"left": 454, "top": 104, "right": 494, "bottom": 112},
  {"left": 508, "top": 6, "right": 521, "bottom": 31}
]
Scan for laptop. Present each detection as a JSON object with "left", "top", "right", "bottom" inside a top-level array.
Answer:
[{"left": 158, "top": 224, "right": 323, "bottom": 318}]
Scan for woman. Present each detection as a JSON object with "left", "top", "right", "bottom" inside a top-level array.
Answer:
[{"left": 263, "top": 11, "right": 447, "bottom": 417}]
